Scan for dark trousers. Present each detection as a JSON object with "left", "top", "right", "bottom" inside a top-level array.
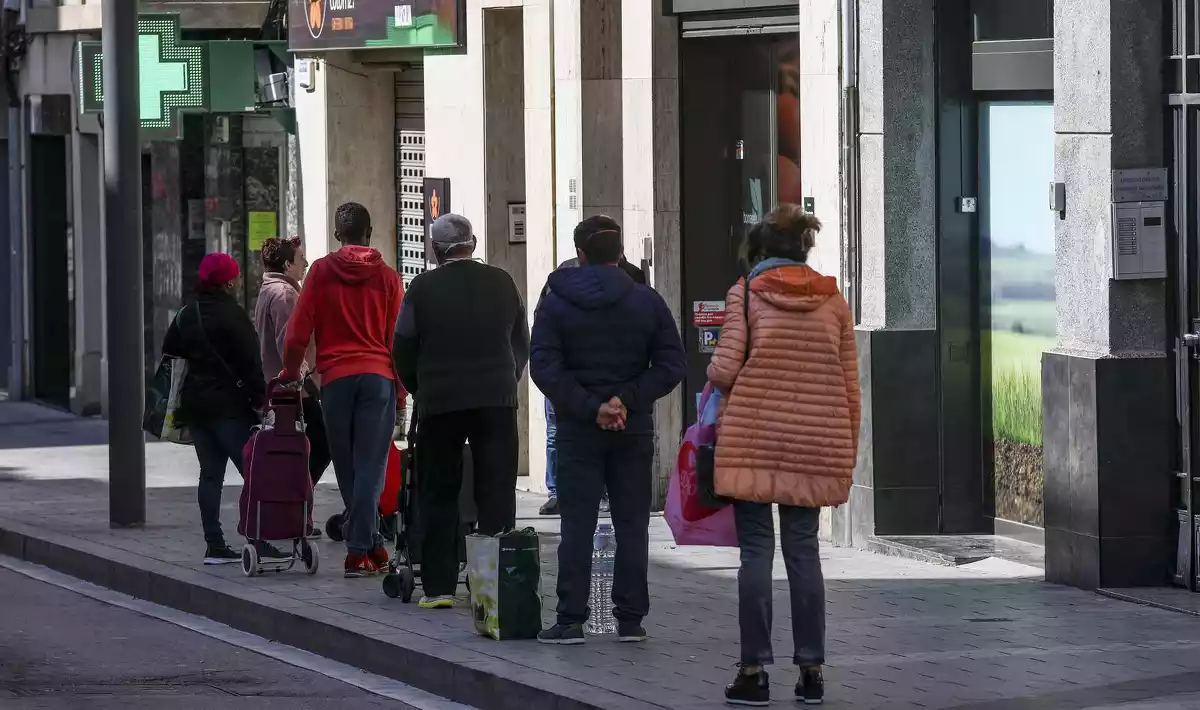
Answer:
[
  {"left": 418, "top": 406, "right": 518, "bottom": 597},
  {"left": 302, "top": 394, "right": 332, "bottom": 486},
  {"left": 555, "top": 425, "right": 653, "bottom": 626},
  {"left": 735, "top": 503, "right": 825, "bottom": 666},
  {"left": 191, "top": 415, "right": 255, "bottom": 546},
  {"left": 322, "top": 374, "right": 397, "bottom": 554}
]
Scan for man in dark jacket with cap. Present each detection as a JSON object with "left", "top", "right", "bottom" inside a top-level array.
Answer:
[
  {"left": 530, "top": 215, "right": 685, "bottom": 645},
  {"left": 393, "top": 213, "right": 530, "bottom": 609},
  {"left": 539, "top": 256, "right": 644, "bottom": 516}
]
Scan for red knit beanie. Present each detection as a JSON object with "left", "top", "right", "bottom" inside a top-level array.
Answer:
[{"left": 198, "top": 253, "right": 240, "bottom": 287}]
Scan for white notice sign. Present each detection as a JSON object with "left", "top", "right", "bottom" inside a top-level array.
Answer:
[
  {"left": 395, "top": 4, "right": 413, "bottom": 27},
  {"left": 1112, "top": 168, "right": 1168, "bottom": 203}
]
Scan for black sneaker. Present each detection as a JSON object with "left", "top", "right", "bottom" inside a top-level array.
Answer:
[
  {"left": 796, "top": 667, "right": 823, "bottom": 705},
  {"left": 309, "top": 526, "right": 323, "bottom": 539},
  {"left": 725, "top": 667, "right": 770, "bottom": 706},
  {"left": 203, "top": 544, "right": 241, "bottom": 565},
  {"left": 539, "top": 497, "right": 560, "bottom": 516},
  {"left": 617, "top": 622, "right": 648, "bottom": 643},
  {"left": 537, "top": 623, "right": 585, "bottom": 645},
  {"left": 256, "top": 542, "right": 291, "bottom": 562}
]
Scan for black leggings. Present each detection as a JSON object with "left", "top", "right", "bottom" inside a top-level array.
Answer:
[{"left": 303, "top": 395, "right": 332, "bottom": 486}]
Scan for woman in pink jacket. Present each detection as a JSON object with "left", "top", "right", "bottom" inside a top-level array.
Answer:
[
  {"left": 254, "top": 237, "right": 331, "bottom": 537},
  {"left": 709, "top": 206, "right": 860, "bottom": 707}
]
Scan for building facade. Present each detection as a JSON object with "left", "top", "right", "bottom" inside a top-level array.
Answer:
[
  {"left": 3, "top": 0, "right": 1193, "bottom": 594},
  {"left": 3, "top": 0, "right": 296, "bottom": 417},
  {"left": 384, "top": 0, "right": 844, "bottom": 505},
  {"left": 368, "top": 0, "right": 1184, "bottom": 592}
]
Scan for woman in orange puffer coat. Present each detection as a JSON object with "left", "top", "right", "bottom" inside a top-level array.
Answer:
[{"left": 708, "top": 204, "right": 860, "bottom": 707}]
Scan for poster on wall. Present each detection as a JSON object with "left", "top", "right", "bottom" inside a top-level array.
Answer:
[
  {"left": 774, "top": 41, "right": 801, "bottom": 207},
  {"left": 248, "top": 211, "right": 278, "bottom": 252},
  {"left": 981, "top": 101, "right": 1055, "bottom": 528},
  {"left": 289, "top": 0, "right": 463, "bottom": 52},
  {"left": 423, "top": 177, "right": 451, "bottom": 266},
  {"left": 692, "top": 301, "right": 725, "bottom": 327}
]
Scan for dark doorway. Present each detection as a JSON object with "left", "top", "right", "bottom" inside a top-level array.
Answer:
[
  {"left": 29, "top": 135, "right": 71, "bottom": 408},
  {"left": 679, "top": 33, "right": 800, "bottom": 424},
  {"left": 1168, "top": 0, "right": 1200, "bottom": 592}
]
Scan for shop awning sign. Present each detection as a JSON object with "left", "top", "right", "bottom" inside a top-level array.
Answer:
[
  {"left": 289, "top": 0, "right": 463, "bottom": 52},
  {"left": 77, "top": 14, "right": 209, "bottom": 140}
]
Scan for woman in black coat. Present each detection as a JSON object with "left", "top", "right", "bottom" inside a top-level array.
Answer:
[{"left": 161, "top": 253, "right": 278, "bottom": 564}]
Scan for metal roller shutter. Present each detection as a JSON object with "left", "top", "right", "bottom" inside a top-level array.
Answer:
[{"left": 395, "top": 67, "right": 427, "bottom": 287}]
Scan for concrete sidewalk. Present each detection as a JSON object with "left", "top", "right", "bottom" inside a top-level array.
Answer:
[{"left": 5, "top": 402, "right": 1200, "bottom": 709}]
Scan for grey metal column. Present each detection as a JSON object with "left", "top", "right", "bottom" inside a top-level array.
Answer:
[
  {"left": 6, "top": 107, "right": 19, "bottom": 399},
  {"left": 103, "top": 0, "right": 144, "bottom": 528},
  {"left": 5, "top": 4, "right": 23, "bottom": 399}
]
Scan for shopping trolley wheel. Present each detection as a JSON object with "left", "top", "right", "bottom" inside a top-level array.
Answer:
[
  {"left": 301, "top": 540, "right": 319, "bottom": 575},
  {"left": 241, "top": 544, "right": 259, "bottom": 577},
  {"left": 382, "top": 572, "right": 401, "bottom": 599},
  {"left": 399, "top": 568, "right": 416, "bottom": 603},
  {"left": 325, "top": 513, "right": 345, "bottom": 542}
]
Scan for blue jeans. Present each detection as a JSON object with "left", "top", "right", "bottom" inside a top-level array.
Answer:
[
  {"left": 321, "top": 374, "right": 397, "bottom": 554},
  {"left": 545, "top": 398, "right": 557, "bottom": 497},
  {"left": 734, "top": 502, "right": 825, "bottom": 666},
  {"left": 191, "top": 415, "right": 256, "bottom": 546}
]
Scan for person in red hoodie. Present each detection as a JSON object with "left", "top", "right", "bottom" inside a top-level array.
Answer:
[{"left": 282, "top": 202, "right": 405, "bottom": 578}]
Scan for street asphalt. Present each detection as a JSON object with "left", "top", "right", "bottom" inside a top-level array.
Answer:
[{"left": 0, "top": 565, "right": 431, "bottom": 709}]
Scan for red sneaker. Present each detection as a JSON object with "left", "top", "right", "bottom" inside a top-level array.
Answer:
[
  {"left": 344, "top": 553, "right": 378, "bottom": 578},
  {"left": 368, "top": 546, "right": 390, "bottom": 570}
]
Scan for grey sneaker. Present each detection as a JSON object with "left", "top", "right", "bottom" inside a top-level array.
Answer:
[
  {"left": 256, "top": 542, "right": 291, "bottom": 562},
  {"left": 617, "top": 622, "right": 648, "bottom": 643},
  {"left": 796, "top": 667, "right": 824, "bottom": 705},
  {"left": 537, "top": 623, "right": 585, "bottom": 645},
  {"left": 726, "top": 667, "right": 770, "bottom": 706},
  {"left": 203, "top": 544, "right": 240, "bottom": 565}
]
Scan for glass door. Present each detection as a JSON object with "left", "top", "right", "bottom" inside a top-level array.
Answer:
[
  {"left": 680, "top": 35, "right": 801, "bottom": 423},
  {"left": 978, "top": 100, "right": 1055, "bottom": 529}
]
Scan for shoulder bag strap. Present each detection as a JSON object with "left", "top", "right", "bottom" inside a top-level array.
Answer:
[
  {"left": 193, "top": 302, "right": 245, "bottom": 391},
  {"left": 742, "top": 274, "right": 752, "bottom": 365}
]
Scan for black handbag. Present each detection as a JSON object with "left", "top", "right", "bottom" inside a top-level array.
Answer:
[{"left": 696, "top": 274, "right": 752, "bottom": 508}]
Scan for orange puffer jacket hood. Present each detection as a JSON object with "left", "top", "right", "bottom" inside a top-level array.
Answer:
[{"left": 706, "top": 263, "right": 861, "bottom": 508}]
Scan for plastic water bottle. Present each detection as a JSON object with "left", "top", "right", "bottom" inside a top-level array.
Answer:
[{"left": 586, "top": 522, "right": 618, "bottom": 635}]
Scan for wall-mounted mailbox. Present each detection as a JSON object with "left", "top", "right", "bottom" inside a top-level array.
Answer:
[{"left": 1111, "top": 201, "right": 1166, "bottom": 280}]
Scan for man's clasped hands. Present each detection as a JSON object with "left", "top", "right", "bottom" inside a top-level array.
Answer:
[{"left": 596, "top": 397, "right": 628, "bottom": 431}]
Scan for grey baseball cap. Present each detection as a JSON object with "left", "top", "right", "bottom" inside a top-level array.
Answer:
[{"left": 430, "top": 213, "right": 474, "bottom": 247}]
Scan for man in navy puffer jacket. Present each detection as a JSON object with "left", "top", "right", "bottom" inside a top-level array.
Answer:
[{"left": 530, "top": 215, "right": 686, "bottom": 645}]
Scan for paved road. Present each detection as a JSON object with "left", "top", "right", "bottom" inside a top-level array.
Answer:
[{"left": 0, "top": 566, "right": 427, "bottom": 709}]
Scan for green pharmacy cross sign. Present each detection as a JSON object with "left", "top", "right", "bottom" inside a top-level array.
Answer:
[{"left": 78, "top": 14, "right": 208, "bottom": 140}]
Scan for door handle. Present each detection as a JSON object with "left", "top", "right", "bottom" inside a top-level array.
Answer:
[{"left": 1184, "top": 319, "right": 1200, "bottom": 351}]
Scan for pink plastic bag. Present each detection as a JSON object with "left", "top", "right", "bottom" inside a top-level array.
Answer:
[{"left": 664, "top": 385, "right": 738, "bottom": 548}]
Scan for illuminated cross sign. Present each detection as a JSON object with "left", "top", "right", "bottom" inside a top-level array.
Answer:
[{"left": 77, "top": 14, "right": 209, "bottom": 140}]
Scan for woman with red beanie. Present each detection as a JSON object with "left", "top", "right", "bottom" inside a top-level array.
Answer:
[{"left": 162, "top": 253, "right": 283, "bottom": 565}]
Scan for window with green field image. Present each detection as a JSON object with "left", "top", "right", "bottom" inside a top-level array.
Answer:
[{"left": 981, "top": 101, "right": 1054, "bottom": 527}]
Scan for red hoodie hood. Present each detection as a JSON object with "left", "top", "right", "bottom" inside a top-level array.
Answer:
[{"left": 326, "top": 245, "right": 385, "bottom": 285}]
